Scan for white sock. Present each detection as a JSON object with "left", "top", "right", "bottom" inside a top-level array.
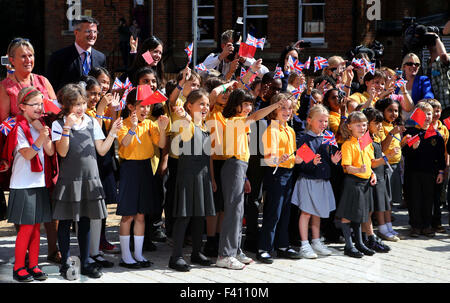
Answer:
[
  {"left": 89, "top": 219, "right": 102, "bottom": 257},
  {"left": 119, "top": 235, "right": 136, "bottom": 264},
  {"left": 379, "top": 224, "right": 389, "bottom": 235},
  {"left": 278, "top": 247, "right": 287, "bottom": 251},
  {"left": 301, "top": 240, "right": 310, "bottom": 247},
  {"left": 133, "top": 236, "right": 145, "bottom": 262},
  {"left": 386, "top": 222, "right": 394, "bottom": 232},
  {"left": 311, "top": 238, "right": 321, "bottom": 245}
]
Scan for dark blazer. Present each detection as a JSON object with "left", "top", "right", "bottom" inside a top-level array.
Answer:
[{"left": 46, "top": 44, "right": 106, "bottom": 92}]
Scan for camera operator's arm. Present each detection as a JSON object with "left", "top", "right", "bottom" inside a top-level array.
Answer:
[{"left": 433, "top": 33, "right": 447, "bottom": 59}]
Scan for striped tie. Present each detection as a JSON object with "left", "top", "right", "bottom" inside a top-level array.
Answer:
[{"left": 82, "top": 51, "right": 91, "bottom": 75}]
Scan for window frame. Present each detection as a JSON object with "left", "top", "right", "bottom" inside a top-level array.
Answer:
[
  {"left": 243, "top": 0, "right": 269, "bottom": 42},
  {"left": 298, "top": 0, "right": 326, "bottom": 44}
]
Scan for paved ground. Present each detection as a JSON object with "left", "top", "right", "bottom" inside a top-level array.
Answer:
[{"left": 0, "top": 203, "right": 449, "bottom": 284}]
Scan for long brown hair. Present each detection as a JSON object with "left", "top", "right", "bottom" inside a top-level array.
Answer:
[
  {"left": 56, "top": 83, "right": 87, "bottom": 117},
  {"left": 339, "top": 111, "right": 368, "bottom": 141}
]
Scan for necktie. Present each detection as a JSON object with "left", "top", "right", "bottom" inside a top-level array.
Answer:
[{"left": 82, "top": 51, "right": 91, "bottom": 75}]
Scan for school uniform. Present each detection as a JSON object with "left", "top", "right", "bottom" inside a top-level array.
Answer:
[
  {"left": 371, "top": 139, "right": 391, "bottom": 212},
  {"left": 218, "top": 116, "right": 251, "bottom": 258},
  {"left": 433, "top": 121, "right": 449, "bottom": 227},
  {"left": 116, "top": 117, "right": 161, "bottom": 216},
  {"left": 171, "top": 121, "right": 215, "bottom": 258},
  {"left": 403, "top": 127, "right": 445, "bottom": 230},
  {"left": 258, "top": 120, "right": 296, "bottom": 252},
  {"left": 381, "top": 121, "right": 403, "bottom": 204},
  {"left": 348, "top": 91, "right": 379, "bottom": 107},
  {"left": 336, "top": 136, "right": 374, "bottom": 223},
  {"left": 291, "top": 130, "right": 336, "bottom": 218}
]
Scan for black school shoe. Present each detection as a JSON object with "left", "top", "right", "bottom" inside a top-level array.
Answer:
[
  {"left": 13, "top": 267, "right": 34, "bottom": 282},
  {"left": 118, "top": 259, "right": 141, "bottom": 269},
  {"left": 81, "top": 263, "right": 103, "bottom": 279},
  {"left": 276, "top": 247, "right": 302, "bottom": 259},
  {"left": 169, "top": 256, "right": 191, "bottom": 272},
  {"left": 355, "top": 244, "right": 376, "bottom": 256},
  {"left": 137, "top": 259, "right": 153, "bottom": 268},
  {"left": 28, "top": 266, "right": 48, "bottom": 281},
  {"left": 191, "top": 252, "right": 212, "bottom": 266},
  {"left": 256, "top": 251, "right": 274, "bottom": 264},
  {"left": 91, "top": 254, "right": 114, "bottom": 268},
  {"left": 344, "top": 247, "right": 364, "bottom": 258}
]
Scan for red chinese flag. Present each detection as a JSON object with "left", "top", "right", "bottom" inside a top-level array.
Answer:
[
  {"left": 296, "top": 143, "right": 316, "bottom": 163},
  {"left": 43, "top": 98, "right": 61, "bottom": 114},
  {"left": 443, "top": 117, "right": 450, "bottom": 130},
  {"left": 407, "top": 134, "right": 420, "bottom": 147},
  {"left": 410, "top": 108, "right": 426, "bottom": 127},
  {"left": 142, "top": 51, "right": 154, "bottom": 65},
  {"left": 238, "top": 43, "right": 256, "bottom": 58},
  {"left": 136, "top": 85, "right": 153, "bottom": 101},
  {"left": 141, "top": 90, "right": 168, "bottom": 106},
  {"left": 424, "top": 126, "right": 437, "bottom": 139},
  {"left": 359, "top": 131, "right": 373, "bottom": 151}
]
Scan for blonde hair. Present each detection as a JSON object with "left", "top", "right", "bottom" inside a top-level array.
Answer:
[
  {"left": 306, "top": 104, "right": 329, "bottom": 130},
  {"left": 425, "top": 98, "right": 441, "bottom": 109},
  {"left": 415, "top": 100, "right": 433, "bottom": 113},
  {"left": 380, "top": 66, "right": 395, "bottom": 77},
  {"left": 402, "top": 53, "right": 421, "bottom": 71},
  {"left": 323, "top": 56, "right": 345, "bottom": 76},
  {"left": 340, "top": 111, "right": 368, "bottom": 141},
  {"left": 288, "top": 72, "right": 300, "bottom": 85},
  {"left": 7, "top": 38, "right": 34, "bottom": 59},
  {"left": 17, "top": 86, "right": 43, "bottom": 108}
]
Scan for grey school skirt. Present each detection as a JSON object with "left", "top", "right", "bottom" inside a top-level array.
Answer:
[
  {"left": 291, "top": 178, "right": 336, "bottom": 218},
  {"left": 336, "top": 174, "right": 373, "bottom": 223},
  {"left": 7, "top": 187, "right": 52, "bottom": 225}
]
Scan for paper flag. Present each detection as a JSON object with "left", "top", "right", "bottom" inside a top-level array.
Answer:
[
  {"left": 43, "top": 98, "right": 62, "bottom": 114},
  {"left": 443, "top": 117, "right": 450, "bottom": 130},
  {"left": 142, "top": 51, "right": 154, "bottom": 65},
  {"left": 296, "top": 143, "right": 316, "bottom": 163},
  {"left": 410, "top": 108, "right": 426, "bottom": 128},
  {"left": 136, "top": 85, "right": 153, "bottom": 101},
  {"left": 407, "top": 134, "right": 420, "bottom": 147},
  {"left": 359, "top": 131, "right": 373, "bottom": 151},
  {"left": 238, "top": 42, "right": 256, "bottom": 58},
  {"left": 141, "top": 90, "right": 168, "bottom": 106}
]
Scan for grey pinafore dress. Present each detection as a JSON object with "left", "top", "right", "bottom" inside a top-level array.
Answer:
[{"left": 52, "top": 117, "right": 107, "bottom": 221}]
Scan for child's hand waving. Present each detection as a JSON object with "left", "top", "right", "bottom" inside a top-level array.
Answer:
[
  {"left": 157, "top": 115, "right": 170, "bottom": 131},
  {"left": 313, "top": 154, "right": 322, "bottom": 166},
  {"left": 110, "top": 117, "right": 123, "bottom": 136},
  {"left": 130, "top": 111, "right": 138, "bottom": 130},
  {"left": 65, "top": 113, "right": 78, "bottom": 128},
  {"left": 331, "top": 150, "right": 342, "bottom": 164}
]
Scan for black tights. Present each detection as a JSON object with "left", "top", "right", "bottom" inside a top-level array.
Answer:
[{"left": 58, "top": 217, "right": 90, "bottom": 267}]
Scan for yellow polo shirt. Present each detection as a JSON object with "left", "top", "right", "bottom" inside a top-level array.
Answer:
[
  {"left": 349, "top": 91, "right": 379, "bottom": 106},
  {"left": 382, "top": 121, "right": 402, "bottom": 164},
  {"left": 222, "top": 116, "right": 251, "bottom": 163},
  {"left": 262, "top": 120, "right": 296, "bottom": 168},
  {"left": 341, "top": 136, "right": 374, "bottom": 179},
  {"left": 206, "top": 104, "right": 228, "bottom": 161},
  {"left": 118, "top": 117, "right": 161, "bottom": 160},
  {"left": 328, "top": 111, "right": 345, "bottom": 144}
]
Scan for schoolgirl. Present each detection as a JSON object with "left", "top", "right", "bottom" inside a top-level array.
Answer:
[
  {"left": 291, "top": 105, "right": 341, "bottom": 259},
  {"left": 2, "top": 87, "right": 57, "bottom": 281},
  {"left": 257, "top": 93, "right": 302, "bottom": 263},
  {"left": 216, "top": 88, "right": 288, "bottom": 270},
  {"left": 51, "top": 83, "right": 122, "bottom": 279},
  {"left": 374, "top": 98, "right": 404, "bottom": 240},
  {"left": 116, "top": 88, "right": 169, "bottom": 268},
  {"left": 168, "top": 88, "right": 216, "bottom": 271},
  {"left": 336, "top": 111, "right": 377, "bottom": 258}
]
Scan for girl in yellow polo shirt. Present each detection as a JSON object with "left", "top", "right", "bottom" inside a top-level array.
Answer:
[
  {"left": 216, "top": 88, "right": 287, "bottom": 270},
  {"left": 116, "top": 88, "right": 169, "bottom": 269},
  {"left": 336, "top": 111, "right": 377, "bottom": 258},
  {"left": 257, "top": 93, "right": 302, "bottom": 264}
]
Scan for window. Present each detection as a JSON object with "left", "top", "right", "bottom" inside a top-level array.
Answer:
[
  {"left": 298, "top": 0, "right": 325, "bottom": 44},
  {"left": 243, "top": 0, "right": 268, "bottom": 41},
  {"left": 193, "top": 0, "right": 215, "bottom": 43}
]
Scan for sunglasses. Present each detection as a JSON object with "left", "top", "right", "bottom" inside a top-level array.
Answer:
[{"left": 404, "top": 62, "right": 420, "bottom": 67}]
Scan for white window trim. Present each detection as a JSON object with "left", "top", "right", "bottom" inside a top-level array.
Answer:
[
  {"left": 192, "top": 0, "right": 217, "bottom": 64},
  {"left": 243, "top": 0, "right": 268, "bottom": 41},
  {"left": 298, "top": 0, "right": 325, "bottom": 44}
]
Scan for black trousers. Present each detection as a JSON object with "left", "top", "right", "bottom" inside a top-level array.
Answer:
[
  {"left": 432, "top": 182, "right": 443, "bottom": 227},
  {"left": 406, "top": 171, "right": 436, "bottom": 229}
]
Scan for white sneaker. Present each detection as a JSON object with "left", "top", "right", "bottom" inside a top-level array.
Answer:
[
  {"left": 300, "top": 243, "right": 318, "bottom": 259},
  {"left": 311, "top": 240, "right": 332, "bottom": 256},
  {"left": 236, "top": 253, "right": 254, "bottom": 264},
  {"left": 215, "top": 256, "right": 245, "bottom": 270}
]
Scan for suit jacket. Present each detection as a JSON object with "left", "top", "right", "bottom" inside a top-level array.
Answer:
[{"left": 46, "top": 44, "right": 106, "bottom": 92}]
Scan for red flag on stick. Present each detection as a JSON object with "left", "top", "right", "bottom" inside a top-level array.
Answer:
[
  {"left": 136, "top": 85, "right": 153, "bottom": 101},
  {"left": 443, "top": 117, "right": 450, "bottom": 130},
  {"left": 410, "top": 108, "right": 426, "bottom": 128},
  {"left": 141, "top": 90, "right": 168, "bottom": 106},
  {"left": 407, "top": 134, "right": 420, "bottom": 147},
  {"left": 238, "top": 42, "right": 256, "bottom": 58},
  {"left": 296, "top": 143, "right": 316, "bottom": 163},
  {"left": 43, "top": 98, "right": 61, "bottom": 114},
  {"left": 359, "top": 131, "right": 373, "bottom": 151}
]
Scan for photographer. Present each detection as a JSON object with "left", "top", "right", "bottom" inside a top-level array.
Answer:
[
  {"left": 424, "top": 28, "right": 450, "bottom": 118},
  {"left": 203, "top": 29, "right": 268, "bottom": 80}
]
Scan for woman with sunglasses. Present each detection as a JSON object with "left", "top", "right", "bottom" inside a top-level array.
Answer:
[
  {"left": 0, "top": 38, "right": 61, "bottom": 264},
  {"left": 400, "top": 53, "right": 434, "bottom": 111}
]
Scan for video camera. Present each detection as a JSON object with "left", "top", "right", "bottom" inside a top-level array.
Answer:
[{"left": 403, "top": 17, "right": 440, "bottom": 55}]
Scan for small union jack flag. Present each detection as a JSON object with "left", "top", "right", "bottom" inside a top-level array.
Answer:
[
  {"left": 184, "top": 42, "right": 193, "bottom": 63},
  {"left": 304, "top": 56, "right": 311, "bottom": 70},
  {"left": 291, "top": 87, "right": 302, "bottom": 99},
  {"left": 240, "top": 67, "right": 247, "bottom": 78},
  {"left": 352, "top": 58, "right": 365, "bottom": 68},
  {"left": 0, "top": 116, "right": 16, "bottom": 136},
  {"left": 368, "top": 62, "right": 376, "bottom": 75},
  {"left": 293, "top": 59, "right": 304, "bottom": 74},
  {"left": 256, "top": 37, "right": 265, "bottom": 50},
  {"left": 116, "top": 86, "right": 134, "bottom": 111},
  {"left": 314, "top": 56, "right": 329, "bottom": 72},
  {"left": 395, "top": 79, "right": 407, "bottom": 88},
  {"left": 194, "top": 63, "right": 208, "bottom": 72},
  {"left": 246, "top": 34, "right": 257, "bottom": 47},
  {"left": 273, "top": 66, "right": 284, "bottom": 79},
  {"left": 288, "top": 56, "right": 296, "bottom": 71},
  {"left": 322, "top": 130, "right": 338, "bottom": 147}
]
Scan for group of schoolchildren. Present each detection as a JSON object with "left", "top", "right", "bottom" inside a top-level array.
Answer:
[{"left": 2, "top": 35, "right": 449, "bottom": 283}]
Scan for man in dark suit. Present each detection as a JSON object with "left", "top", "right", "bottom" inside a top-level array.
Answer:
[{"left": 46, "top": 17, "right": 106, "bottom": 92}]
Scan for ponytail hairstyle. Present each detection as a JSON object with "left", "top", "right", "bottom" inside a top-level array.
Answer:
[
  {"left": 89, "top": 67, "right": 112, "bottom": 93},
  {"left": 57, "top": 83, "right": 87, "bottom": 117},
  {"left": 374, "top": 97, "right": 403, "bottom": 125},
  {"left": 222, "top": 88, "right": 254, "bottom": 118},
  {"left": 339, "top": 110, "right": 368, "bottom": 141},
  {"left": 79, "top": 75, "right": 101, "bottom": 91},
  {"left": 183, "top": 88, "right": 209, "bottom": 116},
  {"left": 305, "top": 104, "right": 329, "bottom": 131},
  {"left": 17, "top": 86, "right": 43, "bottom": 112}
]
